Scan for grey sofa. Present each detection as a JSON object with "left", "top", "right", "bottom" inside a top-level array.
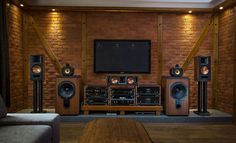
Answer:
[{"left": 0, "top": 96, "right": 60, "bottom": 143}]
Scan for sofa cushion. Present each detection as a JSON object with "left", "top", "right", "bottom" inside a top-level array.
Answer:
[
  {"left": 0, "top": 113, "right": 60, "bottom": 143},
  {"left": 0, "top": 95, "right": 7, "bottom": 119},
  {"left": 0, "top": 125, "right": 52, "bottom": 143}
]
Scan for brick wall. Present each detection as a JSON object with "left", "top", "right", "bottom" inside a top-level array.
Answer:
[
  {"left": 8, "top": 4, "right": 24, "bottom": 112},
  {"left": 24, "top": 11, "right": 214, "bottom": 109},
  {"left": 217, "top": 6, "right": 235, "bottom": 114},
  {"left": 162, "top": 13, "right": 213, "bottom": 109},
  {"left": 26, "top": 11, "right": 82, "bottom": 108}
]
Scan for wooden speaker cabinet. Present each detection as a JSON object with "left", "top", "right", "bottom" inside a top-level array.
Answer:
[
  {"left": 56, "top": 76, "right": 80, "bottom": 115},
  {"left": 162, "top": 76, "right": 189, "bottom": 115}
]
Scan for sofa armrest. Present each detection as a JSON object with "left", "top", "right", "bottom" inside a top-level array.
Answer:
[{"left": 0, "top": 113, "right": 60, "bottom": 143}]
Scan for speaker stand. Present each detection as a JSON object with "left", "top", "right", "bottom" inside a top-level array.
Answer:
[
  {"left": 31, "top": 80, "right": 46, "bottom": 113},
  {"left": 194, "top": 81, "right": 210, "bottom": 116}
]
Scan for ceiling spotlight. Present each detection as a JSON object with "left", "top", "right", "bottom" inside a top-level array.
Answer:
[
  {"left": 20, "top": 4, "right": 24, "bottom": 7},
  {"left": 52, "top": 9, "right": 56, "bottom": 11},
  {"left": 219, "top": 6, "right": 223, "bottom": 10},
  {"left": 6, "top": 3, "right": 10, "bottom": 7},
  {"left": 188, "top": 10, "right": 192, "bottom": 14}
]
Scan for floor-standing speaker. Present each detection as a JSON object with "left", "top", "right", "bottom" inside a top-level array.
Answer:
[
  {"left": 162, "top": 76, "right": 189, "bottom": 115},
  {"left": 56, "top": 76, "right": 80, "bottom": 115}
]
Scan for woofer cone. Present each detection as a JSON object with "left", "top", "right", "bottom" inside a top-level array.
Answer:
[
  {"left": 58, "top": 81, "right": 75, "bottom": 99},
  {"left": 31, "top": 64, "right": 42, "bottom": 74},
  {"left": 170, "top": 82, "right": 187, "bottom": 100},
  {"left": 200, "top": 66, "right": 209, "bottom": 75}
]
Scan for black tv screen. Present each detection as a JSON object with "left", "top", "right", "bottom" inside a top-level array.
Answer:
[{"left": 94, "top": 40, "right": 151, "bottom": 73}]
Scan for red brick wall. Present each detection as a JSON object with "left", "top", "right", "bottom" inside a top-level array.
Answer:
[
  {"left": 24, "top": 11, "right": 214, "bottom": 109},
  {"left": 162, "top": 13, "right": 213, "bottom": 109},
  {"left": 26, "top": 11, "right": 82, "bottom": 108},
  {"left": 8, "top": 4, "right": 25, "bottom": 112},
  {"left": 217, "top": 6, "right": 235, "bottom": 114}
]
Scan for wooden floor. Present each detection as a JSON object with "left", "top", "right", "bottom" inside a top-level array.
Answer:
[{"left": 60, "top": 122, "right": 236, "bottom": 143}]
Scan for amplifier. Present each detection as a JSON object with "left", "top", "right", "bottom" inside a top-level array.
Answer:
[
  {"left": 84, "top": 86, "right": 108, "bottom": 105},
  {"left": 110, "top": 88, "right": 135, "bottom": 105},
  {"left": 137, "top": 85, "right": 161, "bottom": 106}
]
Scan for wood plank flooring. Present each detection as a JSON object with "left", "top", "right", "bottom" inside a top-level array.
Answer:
[{"left": 60, "top": 122, "right": 236, "bottom": 143}]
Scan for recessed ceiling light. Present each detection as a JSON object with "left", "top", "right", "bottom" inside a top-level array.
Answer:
[
  {"left": 219, "top": 6, "right": 223, "bottom": 10},
  {"left": 188, "top": 10, "right": 192, "bottom": 14},
  {"left": 20, "top": 4, "right": 24, "bottom": 7},
  {"left": 52, "top": 9, "right": 56, "bottom": 11},
  {"left": 6, "top": 3, "right": 10, "bottom": 7}
]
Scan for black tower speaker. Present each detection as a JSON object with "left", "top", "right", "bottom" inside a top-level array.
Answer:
[
  {"left": 30, "top": 55, "right": 43, "bottom": 81},
  {"left": 194, "top": 56, "right": 211, "bottom": 116},
  {"left": 194, "top": 56, "right": 211, "bottom": 81}
]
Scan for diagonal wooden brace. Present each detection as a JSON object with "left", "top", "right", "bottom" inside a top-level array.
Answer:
[
  {"left": 181, "top": 18, "right": 213, "bottom": 70},
  {"left": 29, "top": 16, "right": 63, "bottom": 74}
]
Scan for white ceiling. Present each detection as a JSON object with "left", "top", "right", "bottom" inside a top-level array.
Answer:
[{"left": 23, "top": 0, "right": 226, "bottom": 8}]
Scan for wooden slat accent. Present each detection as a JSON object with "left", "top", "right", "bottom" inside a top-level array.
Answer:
[
  {"left": 81, "top": 13, "right": 87, "bottom": 90},
  {"left": 182, "top": 18, "right": 213, "bottom": 70},
  {"left": 212, "top": 15, "right": 219, "bottom": 108},
  {"left": 157, "top": 15, "right": 163, "bottom": 85},
  {"left": 28, "top": 16, "right": 63, "bottom": 73},
  {"left": 22, "top": 13, "right": 29, "bottom": 109},
  {"left": 79, "top": 118, "right": 153, "bottom": 143},
  {"left": 233, "top": 6, "right": 236, "bottom": 125}
]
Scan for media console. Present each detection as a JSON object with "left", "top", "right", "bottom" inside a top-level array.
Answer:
[{"left": 83, "top": 78, "right": 163, "bottom": 115}]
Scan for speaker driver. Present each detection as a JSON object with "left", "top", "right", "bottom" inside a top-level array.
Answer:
[
  {"left": 58, "top": 81, "right": 75, "bottom": 99},
  {"left": 61, "top": 64, "right": 74, "bottom": 77},
  {"left": 111, "top": 77, "right": 119, "bottom": 84},
  {"left": 200, "top": 66, "right": 209, "bottom": 75},
  {"left": 171, "top": 83, "right": 187, "bottom": 99},
  {"left": 171, "top": 82, "right": 187, "bottom": 109},
  {"left": 169, "top": 64, "right": 183, "bottom": 77},
  {"left": 31, "top": 64, "right": 42, "bottom": 74},
  {"left": 127, "top": 77, "right": 135, "bottom": 85}
]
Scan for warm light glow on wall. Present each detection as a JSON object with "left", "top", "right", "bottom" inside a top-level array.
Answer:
[
  {"left": 20, "top": 4, "right": 24, "bottom": 7},
  {"left": 188, "top": 10, "right": 192, "bottom": 14},
  {"left": 219, "top": 6, "right": 223, "bottom": 10},
  {"left": 182, "top": 14, "right": 194, "bottom": 37},
  {"left": 47, "top": 12, "right": 62, "bottom": 40}
]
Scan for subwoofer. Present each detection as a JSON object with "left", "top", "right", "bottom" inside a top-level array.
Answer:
[
  {"left": 162, "top": 76, "right": 189, "bottom": 115},
  {"left": 194, "top": 56, "right": 211, "bottom": 81},
  {"left": 56, "top": 76, "right": 80, "bottom": 115},
  {"left": 30, "top": 55, "right": 43, "bottom": 80}
]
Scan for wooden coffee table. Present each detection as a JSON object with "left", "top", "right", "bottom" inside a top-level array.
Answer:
[{"left": 79, "top": 118, "right": 153, "bottom": 143}]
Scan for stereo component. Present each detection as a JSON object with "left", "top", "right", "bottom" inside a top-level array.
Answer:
[
  {"left": 162, "top": 76, "right": 189, "bottom": 115},
  {"left": 30, "top": 55, "right": 44, "bottom": 113},
  {"left": 110, "top": 87, "right": 135, "bottom": 105},
  {"left": 194, "top": 56, "right": 211, "bottom": 81},
  {"left": 107, "top": 76, "right": 138, "bottom": 85},
  {"left": 30, "top": 55, "right": 43, "bottom": 81},
  {"left": 84, "top": 86, "right": 108, "bottom": 105},
  {"left": 169, "top": 64, "right": 183, "bottom": 77},
  {"left": 136, "top": 85, "right": 161, "bottom": 106},
  {"left": 61, "top": 63, "right": 74, "bottom": 77},
  {"left": 56, "top": 76, "right": 80, "bottom": 115}
]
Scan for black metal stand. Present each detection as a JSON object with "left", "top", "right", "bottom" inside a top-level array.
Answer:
[
  {"left": 194, "top": 81, "right": 210, "bottom": 116},
  {"left": 32, "top": 80, "right": 45, "bottom": 113}
]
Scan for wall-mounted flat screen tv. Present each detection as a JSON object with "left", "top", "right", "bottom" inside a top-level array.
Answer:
[{"left": 94, "top": 40, "right": 151, "bottom": 73}]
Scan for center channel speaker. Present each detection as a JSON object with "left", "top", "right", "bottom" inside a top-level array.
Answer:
[
  {"left": 56, "top": 76, "right": 80, "bottom": 115},
  {"left": 162, "top": 76, "right": 189, "bottom": 115}
]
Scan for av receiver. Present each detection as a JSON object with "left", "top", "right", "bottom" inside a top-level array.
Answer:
[
  {"left": 136, "top": 85, "right": 161, "bottom": 106},
  {"left": 84, "top": 86, "right": 108, "bottom": 105},
  {"left": 110, "top": 87, "right": 135, "bottom": 105}
]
